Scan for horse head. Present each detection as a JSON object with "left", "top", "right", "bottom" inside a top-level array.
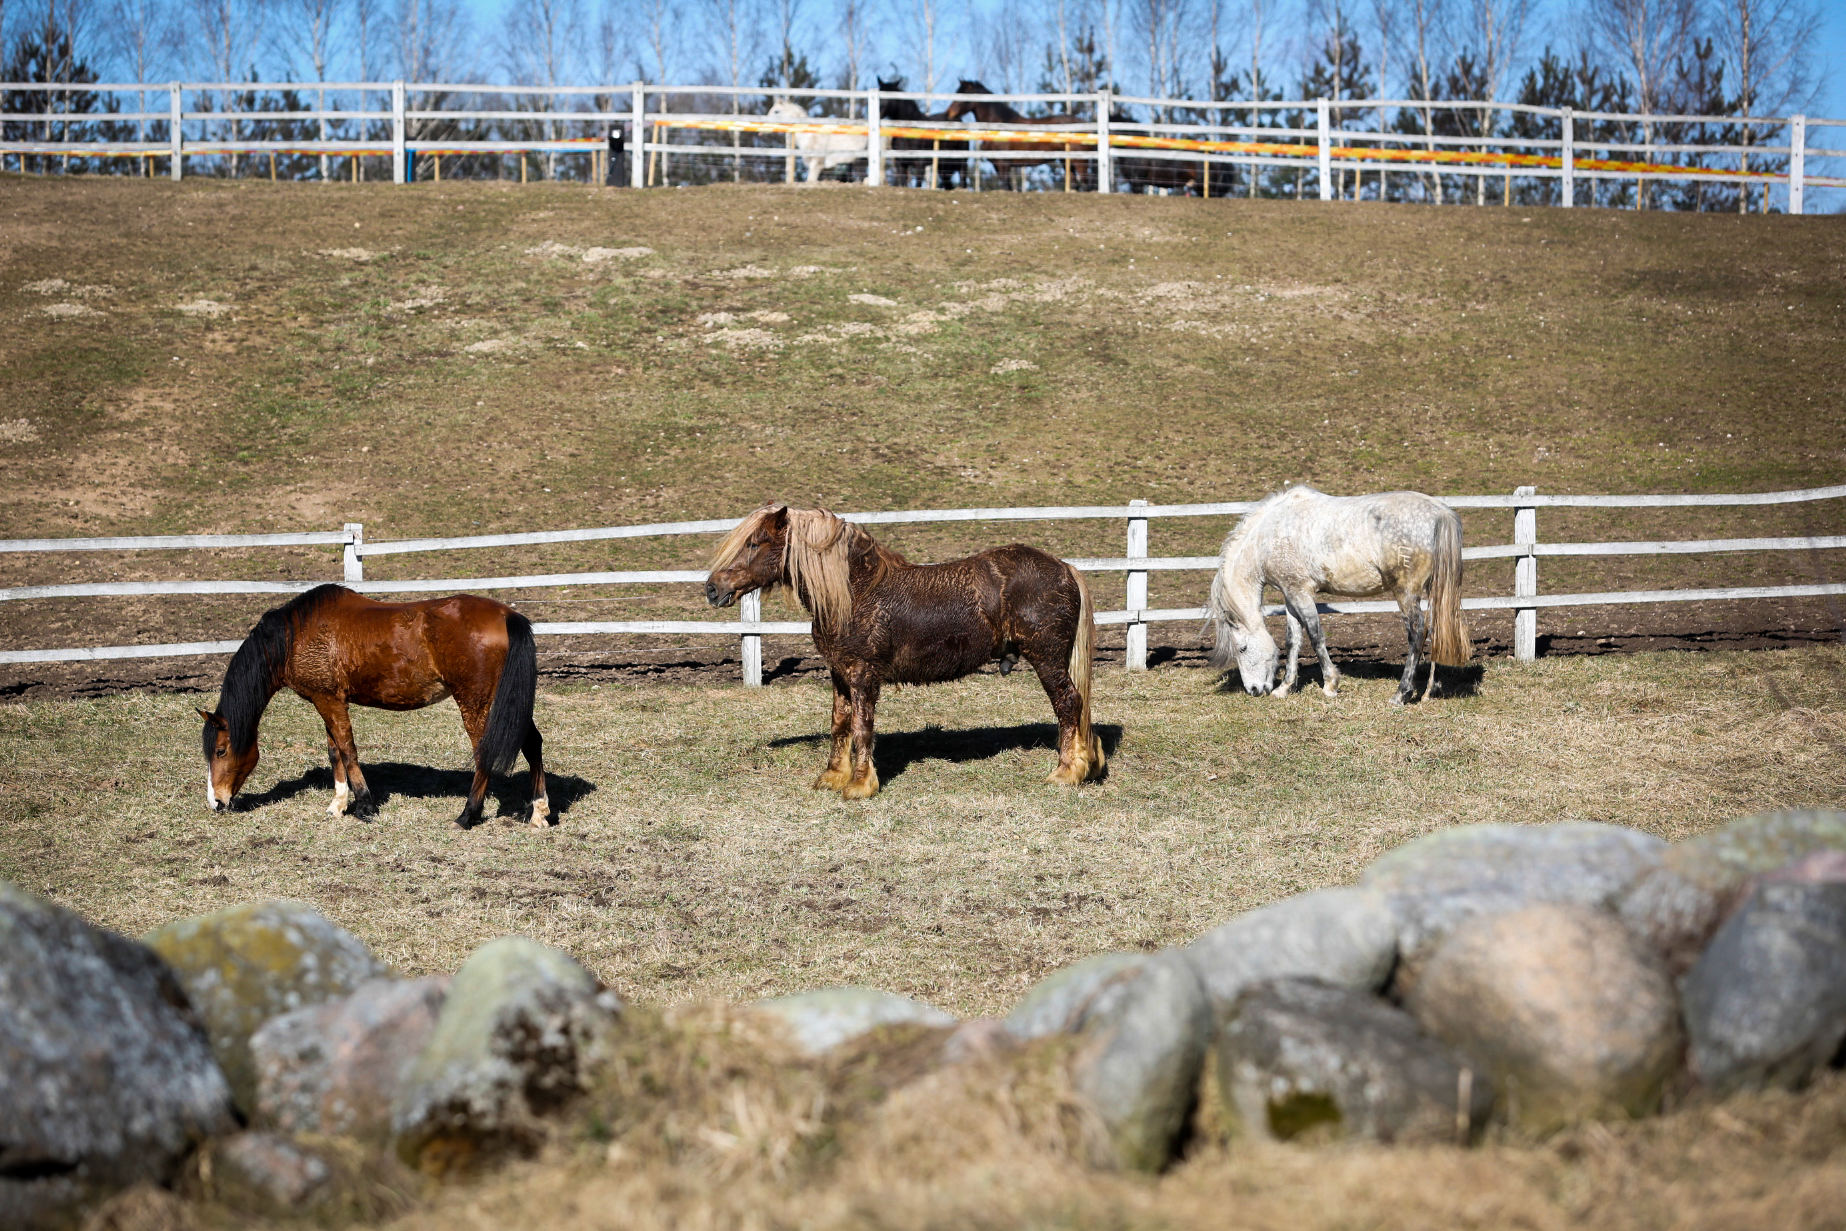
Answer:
[
  {"left": 707, "top": 504, "right": 790, "bottom": 608},
  {"left": 197, "top": 707, "right": 259, "bottom": 810},
  {"left": 1207, "top": 556, "right": 1279, "bottom": 696},
  {"left": 766, "top": 97, "right": 804, "bottom": 121},
  {"left": 876, "top": 76, "right": 903, "bottom": 93}
]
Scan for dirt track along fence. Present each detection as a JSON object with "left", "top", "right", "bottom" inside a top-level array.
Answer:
[
  {"left": 2, "top": 80, "right": 1840, "bottom": 211},
  {"left": 3, "top": 485, "right": 1841, "bottom": 684}
]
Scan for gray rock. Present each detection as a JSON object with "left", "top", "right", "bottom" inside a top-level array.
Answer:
[
  {"left": 1362, "top": 822, "right": 1664, "bottom": 991},
  {"left": 143, "top": 901, "right": 387, "bottom": 1113},
  {"left": 1008, "top": 949, "right": 1211, "bottom": 1172},
  {"left": 1180, "top": 888, "right": 1400, "bottom": 1015},
  {"left": 1004, "top": 952, "right": 1149, "bottom": 1040},
  {"left": 391, "top": 937, "right": 621, "bottom": 1171},
  {"left": 205, "top": 1132, "right": 332, "bottom": 1214},
  {"left": 1619, "top": 810, "right": 1846, "bottom": 972},
  {"left": 1407, "top": 903, "right": 1681, "bottom": 1134},
  {"left": 250, "top": 976, "right": 449, "bottom": 1141},
  {"left": 0, "top": 883, "right": 236, "bottom": 1231},
  {"left": 1682, "top": 878, "right": 1846, "bottom": 1096},
  {"left": 749, "top": 987, "right": 955, "bottom": 1056},
  {"left": 1216, "top": 978, "right": 1495, "bottom": 1145}
]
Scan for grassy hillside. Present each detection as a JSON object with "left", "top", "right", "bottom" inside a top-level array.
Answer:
[{"left": 1, "top": 178, "right": 1841, "bottom": 672}]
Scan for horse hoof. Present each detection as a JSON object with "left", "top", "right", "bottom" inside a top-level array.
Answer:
[
  {"left": 812, "top": 771, "right": 851, "bottom": 791},
  {"left": 840, "top": 775, "right": 880, "bottom": 801},
  {"left": 1047, "top": 764, "right": 1083, "bottom": 786},
  {"left": 1389, "top": 693, "right": 1408, "bottom": 707},
  {"left": 529, "top": 798, "right": 551, "bottom": 828}
]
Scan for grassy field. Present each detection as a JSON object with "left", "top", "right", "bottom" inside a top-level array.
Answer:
[
  {"left": 9, "top": 645, "right": 1846, "bottom": 1231},
  {"left": 0, "top": 176, "right": 1841, "bottom": 676},
  {"left": 3, "top": 178, "right": 1844, "bottom": 1228}
]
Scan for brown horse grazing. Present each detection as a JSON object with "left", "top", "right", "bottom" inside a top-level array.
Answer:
[
  {"left": 197, "top": 584, "right": 548, "bottom": 828},
  {"left": 705, "top": 505, "right": 1105, "bottom": 799}
]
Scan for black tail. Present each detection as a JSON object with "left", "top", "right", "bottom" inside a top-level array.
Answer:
[{"left": 479, "top": 612, "right": 536, "bottom": 775}]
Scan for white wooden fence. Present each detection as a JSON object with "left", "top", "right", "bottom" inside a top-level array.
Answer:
[
  {"left": 2, "top": 485, "right": 1841, "bottom": 684},
  {"left": 1, "top": 80, "right": 1840, "bottom": 211}
]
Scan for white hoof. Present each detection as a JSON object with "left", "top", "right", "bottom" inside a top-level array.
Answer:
[
  {"left": 327, "top": 798, "right": 347, "bottom": 817},
  {"left": 529, "top": 797, "right": 550, "bottom": 829}
]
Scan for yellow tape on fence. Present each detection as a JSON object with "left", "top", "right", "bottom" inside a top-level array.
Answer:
[{"left": 658, "top": 115, "right": 1782, "bottom": 180}]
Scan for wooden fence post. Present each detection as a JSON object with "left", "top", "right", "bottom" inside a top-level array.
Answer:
[
  {"left": 343, "top": 523, "right": 364, "bottom": 582},
  {"left": 1126, "top": 498, "right": 1149, "bottom": 671},
  {"left": 391, "top": 82, "right": 406, "bottom": 184},
  {"left": 866, "top": 88, "right": 882, "bottom": 186},
  {"left": 1097, "top": 91, "right": 1113, "bottom": 193},
  {"left": 630, "top": 82, "right": 647, "bottom": 188},
  {"left": 1560, "top": 106, "right": 1574, "bottom": 208},
  {"left": 1317, "top": 98, "right": 1333, "bottom": 200},
  {"left": 1513, "top": 486, "right": 1536, "bottom": 661},
  {"left": 169, "top": 83, "right": 183, "bottom": 180},
  {"left": 740, "top": 588, "right": 763, "bottom": 686},
  {"left": 1789, "top": 115, "right": 1806, "bottom": 215}
]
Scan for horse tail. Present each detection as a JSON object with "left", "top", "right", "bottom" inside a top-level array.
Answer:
[
  {"left": 1066, "top": 562, "right": 1097, "bottom": 759},
  {"left": 1427, "top": 509, "right": 1472, "bottom": 666},
  {"left": 1205, "top": 566, "right": 1237, "bottom": 674},
  {"left": 479, "top": 611, "right": 537, "bottom": 774}
]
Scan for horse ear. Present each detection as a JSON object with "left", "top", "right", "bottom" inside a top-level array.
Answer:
[{"left": 195, "top": 707, "right": 223, "bottom": 726}]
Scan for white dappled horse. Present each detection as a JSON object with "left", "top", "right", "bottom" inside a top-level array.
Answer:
[
  {"left": 766, "top": 99, "right": 863, "bottom": 184},
  {"left": 1206, "top": 487, "right": 1472, "bottom": 704}
]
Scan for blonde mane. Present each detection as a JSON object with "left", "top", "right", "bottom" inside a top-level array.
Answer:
[{"left": 711, "top": 504, "right": 860, "bottom": 633}]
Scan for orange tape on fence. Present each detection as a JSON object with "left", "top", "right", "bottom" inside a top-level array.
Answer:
[{"left": 659, "top": 116, "right": 1782, "bottom": 180}]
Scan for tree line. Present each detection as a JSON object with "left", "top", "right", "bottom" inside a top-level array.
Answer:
[{"left": 0, "top": 0, "right": 1823, "bottom": 207}]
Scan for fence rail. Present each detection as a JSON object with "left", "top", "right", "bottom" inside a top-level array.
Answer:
[
  {"left": 1, "top": 79, "right": 1838, "bottom": 211},
  {"left": 2, "top": 486, "right": 1841, "bottom": 680}
]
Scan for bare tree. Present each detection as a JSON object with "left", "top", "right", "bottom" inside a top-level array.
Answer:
[
  {"left": 700, "top": 0, "right": 761, "bottom": 180},
  {"left": 1580, "top": 0, "right": 1699, "bottom": 206},
  {"left": 352, "top": 0, "right": 382, "bottom": 77},
  {"left": 102, "top": 0, "right": 172, "bottom": 169},
  {"left": 1131, "top": 0, "right": 1193, "bottom": 109},
  {"left": 977, "top": 0, "right": 1036, "bottom": 93},
  {"left": 501, "top": 0, "right": 584, "bottom": 178},
  {"left": 271, "top": 0, "right": 343, "bottom": 179},
  {"left": 838, "top": 0, "right": 872, "bottom": 104},
  {"left": 909, "top": 0, "right": 942, "bottom": 99},
  {"left": 1462, "top": 0, "right": 1529, "bottom": 201},
  {"left": 1389, "top": 0, "right": 1449, "bottom": 199},
  {"left": 1711, "top": 0, "right": 1818, "bottom": 210}
]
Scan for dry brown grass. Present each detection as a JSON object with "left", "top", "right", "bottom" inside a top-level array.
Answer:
[{"left": 4, "top": 646, "right": 1842, "bottom": 1013}]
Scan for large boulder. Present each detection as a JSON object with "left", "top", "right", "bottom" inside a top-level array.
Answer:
[
  {"left": 1682, "top": 870, "right": 1846, "bottom": 1096},
  {"left": 250, "top": 976, "right": 449, "bottom": 1141},
  {"left": 1619, "top": 810, "right": 1846, "bottom": 972},
  {"left": 391, "top": 937, "right": 620, "bottom": 1173},
  {"left": 1361, "top": 822, "right": 1664, "bottom": 992},
  {"left": 1005, "top": 949, "right": 1211, "bottom": 1172},
  {"left": 748, "top": 988, "right": 955, "bottom": 1057},
  {"left": 143, "top": 901, "right": 387, "bottom": 1113},
  {"left": 0, "top": 883, "right": 236, "bottom": 1230},
  {"left": 1180, "top": 888, "right": 1399, "bottom": 1016},
  {"left": 1406, "top": 903, "right": 1681, "bottom": 1134},
  {"left": 1216, "top": 978, "right": 1495, "bottom": 1145}
]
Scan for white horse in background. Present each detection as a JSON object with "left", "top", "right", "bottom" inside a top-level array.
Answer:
[
  {"left": 766, "top": 99, "right": 864, "bottom": 184},
  {"left": 1206, "top": 487, "right": 1472, "bottom": 705}
]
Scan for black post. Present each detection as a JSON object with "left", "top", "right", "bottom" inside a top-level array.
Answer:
[{"left": 605, "top": 126, "right": 628, "bottom": 187}]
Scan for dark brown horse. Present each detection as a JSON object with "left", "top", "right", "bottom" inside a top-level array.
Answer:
[
  {"left": 197, "top": 584, "right": 548, "bottom": 828},
  {"left": 880, "top": 77, "right": 967, "bottom": 189},
  {"left": 943, "top": 80, "right": 1096, "bottom": 190},
  {"left": 705, "top": 505, "right": 1104, "bottom": 799}
]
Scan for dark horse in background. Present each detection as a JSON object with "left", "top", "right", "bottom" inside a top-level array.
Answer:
[
  {"left": 197, "top": 584, "right": 549, "bottom": 828},
  {"left": 878, "top": 76, "right": 967, "bottom": 188},
  {"left": 706, "top": 505, "right": 1104, "bottom": 799},
  {"left": 945, "top": 79, "right": 1097, "bottom": 191}
]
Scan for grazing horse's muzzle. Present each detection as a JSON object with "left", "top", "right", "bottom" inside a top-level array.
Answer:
[
  {"left": 1245, "top": 682, "right": 1269, "bottom": 697},
  {"left": 705, "top": 580, "right": 734, "bottom": 608}
]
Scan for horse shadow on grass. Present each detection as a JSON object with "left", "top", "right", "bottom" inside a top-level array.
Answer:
[
  {"left": 236, "top": 762, "right": 596, "bottom": 825},
  {"left": 1207, "top": 656, "right": 1486, "bottom": 700},
  {"left": 768, "top": 722, "right": 1125, "bottom": 787}
]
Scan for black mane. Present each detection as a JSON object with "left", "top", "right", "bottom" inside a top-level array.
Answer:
[{"left": 214, "top": 583, "right": 348, "bottom": 754}]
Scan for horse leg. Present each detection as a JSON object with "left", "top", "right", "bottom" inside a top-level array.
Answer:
[
  {"left": 1276, "top": 609, "right": 1304, "bottom": 698},
  {"left": 840, "top": 676, "right": 881, "bottom": 800},
  {"left": 1393, "top": 594, "right": 1425, "bottom": 706},
  {"left": 813, "top": 671, "right": 854, "bottom": 791},
  {"left": 454, "top": 698, "right": 491, "bottom": 828},
  {"left": 313, "top": 697, "right": 372, "bottom": 817},
  {"left": 1028, "top": 651, "right": 1091, "bottom": 785},
  {"left": 523, "top": 722, "right": 549, "bottom": 829},
  {"left": 1283, "top": 589, "right": 1341, "bottom": 697}
]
